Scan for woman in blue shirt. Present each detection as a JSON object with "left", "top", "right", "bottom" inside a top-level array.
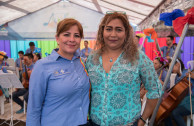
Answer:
[
  {"left": 153, "top": 57, "right": 167, "bottom": 85},
  {"left": 26, "top": 18, "right": 90, "bottom": 126},
  {"left": 86, "top": 12, "right": 162, "bottom": 126}
]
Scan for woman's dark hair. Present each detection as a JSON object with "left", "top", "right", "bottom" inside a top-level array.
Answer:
[
  {"left": 167, "top": 58, "right": 184, "bottom": 71},
  {"left": 177, "top": 58, "right": 184, "bottom": 71},
  {"left": 154, "top": 57, "right": 164, "bottom": 66}
]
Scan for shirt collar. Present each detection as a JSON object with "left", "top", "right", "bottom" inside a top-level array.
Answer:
[{"left": 50, "top": 48, "right": 80, "bottom": 61}]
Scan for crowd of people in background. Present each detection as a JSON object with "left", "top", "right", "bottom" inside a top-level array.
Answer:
[{"left": 0, "top": 12, "right": 193, "bottom": 126}]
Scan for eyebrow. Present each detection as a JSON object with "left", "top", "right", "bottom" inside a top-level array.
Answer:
[
  {"left": 105, "top": 26, "right": 124, "bottom": 29},
  {"left": 64, "top": 32, "right": 80, "bottom": 34}
]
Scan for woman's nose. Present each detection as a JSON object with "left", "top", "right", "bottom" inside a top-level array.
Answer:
[
  {"left": 70, "top": 35, "right": 75, "bottom": 42},
  {"left": 110, "top": 30, "right": 116, "bottom": 37}
]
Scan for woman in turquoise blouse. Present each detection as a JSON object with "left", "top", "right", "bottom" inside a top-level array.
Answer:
[{"left": 86, "top": 12, "right": 162, "bottom": 126}]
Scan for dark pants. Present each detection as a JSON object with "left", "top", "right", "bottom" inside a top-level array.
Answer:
[
  {"left": 19, "top": 70, "right": 22, "bottom": 82},
  {"left": 12, "top": 88, "right": 28, "bottom": 108},
  {"left": 80, "top": 119, "right": 138, "bottom": 126},
  {"left": 24, "top": 91, "right": 29, "bottom": 103}
]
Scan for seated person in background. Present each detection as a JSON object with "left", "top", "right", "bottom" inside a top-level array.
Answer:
[
  {"left": 15, "top": 51, "right": 24, "bottom": 82},
  {"left": 0, "top": 51, "right": 9, "bottom": 66},
  {"left": 12, "top": 53, "right": 34, "bottom": 114},
  {"left": 153, "top": 57, "right": 167, "bottom": 85},
  {"left": 80, "top": 40, "right": 92, "bottom": 59},
  {"left": 0, "top": 51, "right": 9, "bottom": 103},
  {"left": 25, "top": 42, "right": 38, "bottom": 54},
  {"left": 134, "top": 35, "right": 145, "bottom": 53},
  {"left": 164, "top": 59, "right": 194, "bottom": 126},
  {"left": 166, "top": 58, "right": 185, "bottom": 90}
]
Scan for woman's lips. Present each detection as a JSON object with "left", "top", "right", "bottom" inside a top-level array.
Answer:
[
  {"left": 109, "top": 40, "right": 118, "bottom": 42},
  {"left": 66, "top": 43, "right": 76, "bottom": 48}
]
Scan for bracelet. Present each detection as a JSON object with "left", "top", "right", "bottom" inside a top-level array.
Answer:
[{"left": 140, "top": 116, "right": 146, "bottom": 124}]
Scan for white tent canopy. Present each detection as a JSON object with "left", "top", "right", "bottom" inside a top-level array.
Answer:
[
  {"left": 0, "top": 0, "right": 193, "bottom": 40},
  {"left": 0, "top": 0, "right": 60, "bottom": 26},
  {"left": 1, "top": 0, "right": 193, "bottom": 27}
]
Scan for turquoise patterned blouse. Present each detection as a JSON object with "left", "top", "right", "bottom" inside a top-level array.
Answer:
[{"left": 86, "top": 51, "right": 162, "bottom": 126}]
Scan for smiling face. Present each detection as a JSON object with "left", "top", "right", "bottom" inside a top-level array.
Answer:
[
  {"left": 56, "top": 25, "right": 81, "bottom": 59},
  {"left": 103, "top": 18, "right": 126, "bottom": 50},
  {"left": 23, "top": 56, "right": 33, "bottom": 66}
]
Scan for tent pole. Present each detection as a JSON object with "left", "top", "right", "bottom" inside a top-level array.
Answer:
[{"left": 149, "top": 23, "right": 189, "bottom": 126}]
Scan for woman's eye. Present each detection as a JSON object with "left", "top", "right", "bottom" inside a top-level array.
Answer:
[
  {"left": 75, "top": 34, "right": 81, "bottom": 38},
  {"left": 64, "top": 34, "right": 70, "bottom": 37},
  {"left": 105, "top": 28, "right": 112, "bottom": 31},
  {"left": 116, "top": 28, "right": 123, "bottom": 32}
]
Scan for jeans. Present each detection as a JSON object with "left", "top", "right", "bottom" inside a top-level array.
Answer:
[
  {"left": 12, "top": 88, "right": 28, "bottom": 108},
  {"left": 85, "top": 119, "right": 138, "bottom": 126},
  {"left": 24, "top": 91, "right": 29, "bottom": 103},
  {"left": 172, "top": 105, "right": 190, "bottom": 126},
  {"left": 164, "top": 105, "right": 191, "bottom": 126}
]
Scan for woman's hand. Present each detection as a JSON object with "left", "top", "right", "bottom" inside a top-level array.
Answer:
[{"left": 186, "top": 72, "right": 194, "bottom": 79}]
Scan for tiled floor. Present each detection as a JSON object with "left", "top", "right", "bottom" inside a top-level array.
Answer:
[{"left": 0, "top": 97, "right": 26, "bottom": 126}]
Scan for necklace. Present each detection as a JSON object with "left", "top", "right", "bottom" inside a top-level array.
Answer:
[
  {"left": 107, "top": 54, "right": 120, "bottom": 62},
  {"left": 106, "top": 50, "right": 122, "bottom": 62},
  {"left": 110, "top": 58, "right": 113, "bottom": 62}
]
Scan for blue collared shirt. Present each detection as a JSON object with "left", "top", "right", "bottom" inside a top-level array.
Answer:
[
  {"left": 15, "top": 58, "right": 21, "bottom": 68},
  {"left": 161, "top": 46, "right": 181, "bottom": 58},
  {"left": 1, "top": 61, "right": 9, "bottom": 66},
  {"left": 25, "top": 47, "right": 38, "bottom": 54},
  {"left": 15, "top": 58, "right": 25, "bottom": 70},
  {"left": 22, "top": 64, "right": 34, "bottom": 73},
  {"left": 26, "top": 49, "right": 90, "bottom": 126},
  {"left": 80, "top": 48, "right": 92, "bottom": 58},
  {"left": 157, "top": 69, "right": 167, "bottom": 82}
]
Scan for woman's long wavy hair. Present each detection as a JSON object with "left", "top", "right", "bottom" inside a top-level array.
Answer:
[{"left": 93, "top": 12, "right": 139, "bottom": 64}]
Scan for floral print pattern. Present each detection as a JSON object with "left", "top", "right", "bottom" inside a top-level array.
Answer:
[{"left": 86, "top": 51, "right": 162, "bottom": 126}]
